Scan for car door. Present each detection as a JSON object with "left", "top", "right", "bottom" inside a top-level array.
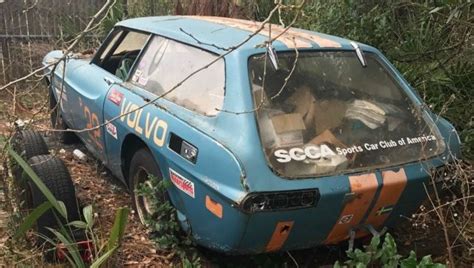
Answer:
[
  {"left": 66, "top": 28, "right": 150, "bottom": 161},
  {"left": 102, "top": 35, "right": 228, "bottom": 222}
]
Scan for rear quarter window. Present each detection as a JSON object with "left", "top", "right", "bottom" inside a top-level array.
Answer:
[{"left": 130, "top": 36, "right": 225, "bottom": 116}]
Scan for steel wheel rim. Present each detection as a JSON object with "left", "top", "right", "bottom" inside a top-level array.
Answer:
[{"left": 134, "top": 167, "right": 155, "bottom": 224}]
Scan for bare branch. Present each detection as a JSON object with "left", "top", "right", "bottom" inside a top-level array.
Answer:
[{"left": 0, "top": 0, "right": 115, "bottom": 92}]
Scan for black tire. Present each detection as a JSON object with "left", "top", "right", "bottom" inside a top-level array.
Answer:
[
  {"left": 11, "top": 130, "right": 49, "bottom": 181},
  {"left": 49, "top": 88, "right": 78, "bottom": 144},
  {"left": 128, "top": 148, "right": 167, "bottom": 225},
  {"left": 21, "top": 155, "right": 81, "bottom": 245}
]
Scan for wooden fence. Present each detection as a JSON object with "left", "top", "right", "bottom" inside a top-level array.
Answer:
[
  {"left": 0, "top": 0, "right": 249, "bottom": 85},
  {"left": 0, "top": 0, "right": 107, "bottom": 84}
]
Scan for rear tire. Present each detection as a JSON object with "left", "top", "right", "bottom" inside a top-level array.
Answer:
[
  {"left": 128, "top": 148, "right": 167, "bottom": 225},
  {"left": 49, "top": 89, "right": 78, "bottom": 144}
]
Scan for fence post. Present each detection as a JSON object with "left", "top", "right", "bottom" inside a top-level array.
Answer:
[{"left": 1, "top": 38, "right": 10, "bottom": 84}]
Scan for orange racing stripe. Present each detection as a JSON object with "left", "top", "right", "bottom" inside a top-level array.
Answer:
[
  {"left": 324, "top": 173, "right": 378, "bottom": 244},
  {"left": 365, "top": 169, "right": 407, "bottom": 228}
]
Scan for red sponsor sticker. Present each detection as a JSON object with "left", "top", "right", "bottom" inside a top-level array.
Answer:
[
  {"left": 108, "top": 88, "right": 123, "bottom": 106},
  {"left": 169, "top": 169, "right": 195, "bottom": 198},
  {"left": 106, "top": 123, "right": 117, "bottom": 139}
]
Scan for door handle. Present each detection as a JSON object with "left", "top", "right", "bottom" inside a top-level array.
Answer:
[{"left": 103, "top": 77, "right": 114, "bottom": 85}]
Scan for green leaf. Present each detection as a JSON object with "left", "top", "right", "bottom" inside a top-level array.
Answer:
[
  {"left": 83, "top": 205, "right": 93, "bottom": 228},
  {"left": 368, "top": 235, "right": 381, "bottom": 252},
  {"left": 419, "top": 255, "right": 434, "bottom": 265},
  {"left": 87, "top": 207, "right": 129, "bottom": 268},
  {"left": 58, "top": 201, "right": 68, "bottom": 220},
  {"left": 106, "top": 207, "right": 129, "bottom": 251},
  {"left": 15, "top": 201, "right": 52, "bottom": 239},
  {"left": 46, "top": 227, "right": 85, "bottom": 268},
  {"left": 90, "top": 246, "right": 118, "bottom": 268},
  {"left": 8, "top": 147, "right": 67, "bottom": 219},
  {"left": 418, "top": 255, "right": 446, "bottom": 268},
  {"left": 400, "top": 251, "right": 418, "bottom": 268},
  {"left": 67, "top": 220, "right": 87, "bottom": 229},
  {"left": 380, "top": 233, "right": 400, "bottom": 265}
]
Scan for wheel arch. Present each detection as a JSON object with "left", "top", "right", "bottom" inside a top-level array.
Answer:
[{"left": 120, "top": 133, "right": 151, "bottom": 188}]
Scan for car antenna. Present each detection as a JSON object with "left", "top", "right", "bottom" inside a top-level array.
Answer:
[{"left": 350, "top": 41, "right": 367, "bottom": 67}]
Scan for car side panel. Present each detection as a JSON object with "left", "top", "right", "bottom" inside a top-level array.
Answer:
[
  {"left": 64, "top": 63, "right": 117, "bottom": 161},
  {"left": 45, "top": 54, "right": 80, "bottom": 129},
  {"left": 102, "top": 85, "right": 251, "bottom": 248}
]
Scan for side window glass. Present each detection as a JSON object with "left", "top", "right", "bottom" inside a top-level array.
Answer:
[
  {"left": 96, "top": 30, "right": 149, "bottom": 79},
  {"left": 96, "top": 29, "right": 123, "bottom": 63},
  {"left": 131, "top": 36, "right": 225, "bottom": 116}
]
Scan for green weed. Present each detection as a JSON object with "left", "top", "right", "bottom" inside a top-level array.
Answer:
[
  {"left": 334, "top": 233, "right": 446, "bottom": 268},
  {"left": 137, "top": 176, "right": 201, "bottom": 267}
]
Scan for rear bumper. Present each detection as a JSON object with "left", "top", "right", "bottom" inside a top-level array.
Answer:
[{"left": 191, "top": 165, "right": 432, "bottom": 254}]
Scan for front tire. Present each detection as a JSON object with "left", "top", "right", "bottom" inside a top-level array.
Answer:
[{"left": 128, "top": 148, "right": 166, "bottom": 225}]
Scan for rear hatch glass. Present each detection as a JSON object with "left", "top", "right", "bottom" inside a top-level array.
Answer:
[{"left": 249, "top": 51, "right": 445, "bottom": 178}]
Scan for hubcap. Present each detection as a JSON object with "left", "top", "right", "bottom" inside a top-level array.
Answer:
[
  {"left": 134, "top": 168, "right": 155, "bottom": 225},
  {"left": 141, "top": 180, "right": 154, "bottom": 215}
]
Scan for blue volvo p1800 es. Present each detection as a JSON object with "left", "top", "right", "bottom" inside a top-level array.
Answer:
[{"left": 43, "top": 16, "right": 461, "bottom": 254}]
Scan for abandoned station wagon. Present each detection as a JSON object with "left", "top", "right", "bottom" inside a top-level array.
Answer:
[{"left": 43, "top": 16, "right": 461, "bottom": 253}]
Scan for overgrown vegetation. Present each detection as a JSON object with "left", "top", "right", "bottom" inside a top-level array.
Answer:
[
  {"left": 294, "top": 1, "right": 473, "bottom": 160},
  {"left": 138, "top": 176, "right": 201, "bottom": 267},
  {"left": 334, "top": 233, "right": 445, "bottom": 268}
]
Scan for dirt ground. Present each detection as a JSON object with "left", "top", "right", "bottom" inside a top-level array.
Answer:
[{"left": 0, "top": 88, "right": 472, "bottom": 267}]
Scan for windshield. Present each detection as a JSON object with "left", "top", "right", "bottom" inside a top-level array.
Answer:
[{"left": 249, "top": 51, "right": 445, "bottom": 178}]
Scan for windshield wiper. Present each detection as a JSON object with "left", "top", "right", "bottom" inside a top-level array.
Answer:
[{"left": 350, "top": 41, "right": 367, "bottom": 67}]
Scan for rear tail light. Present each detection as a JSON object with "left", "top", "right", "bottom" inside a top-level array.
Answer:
[{"left": 241, "top": 189, "right": 320, "bottom": 213}]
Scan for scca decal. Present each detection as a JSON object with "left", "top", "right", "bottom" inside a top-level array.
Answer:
[
  {"left": 120, "top": 98, "right": 168, "bottom": 147},
  {"left": 169, "top": 168, "right": 195, "bottom": 198},
  {"left": 274, "top": 144, "right": 336, "bottom": 163}
]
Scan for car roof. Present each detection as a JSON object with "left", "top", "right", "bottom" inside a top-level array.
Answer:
[{"left": 116, "top": 16, "right": 362, "bottom": 54}]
